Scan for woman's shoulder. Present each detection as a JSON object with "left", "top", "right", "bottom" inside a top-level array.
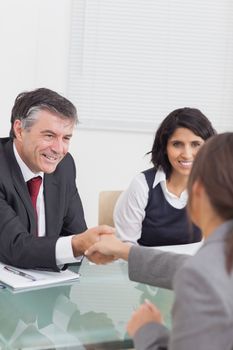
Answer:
[
  {"left": 142, "top": 167, "right": 157, "bottom": 176},
  {"left": 130, "top": 171, "right": 150, "bottom": 187},
  {"left": 117, "top": 172, "right": 149, "bottom": 206}
]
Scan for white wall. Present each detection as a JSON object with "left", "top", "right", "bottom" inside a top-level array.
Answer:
[
  {"left": 0, "top": 0, "right": 71, "bottom": 135},
  {"left": 0, "top": 0, "right": 152, "bottom": 226},
  {"left": 0, "top": 0, "right": 232, "bottom": 226},
  {"left": 71, "top": 128, "right": 151, "bottom": 226}
]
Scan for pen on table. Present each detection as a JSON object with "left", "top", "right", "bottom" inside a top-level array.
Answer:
[{"left": 4, "top": 265, "right": 36, "bottom": 282}]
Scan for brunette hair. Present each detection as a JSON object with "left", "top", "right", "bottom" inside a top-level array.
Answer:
[
  {"left": 148, "top": 107, "right": 216, "bottom": 179},
  {"left": 188, "top": 133, "right": 233, "bottom": 273}
]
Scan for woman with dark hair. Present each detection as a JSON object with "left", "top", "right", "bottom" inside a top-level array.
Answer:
[
  {"left": 86, "top": 132, "right": 233, "bottom": 350},
  {"left": 114, "top": 107, "right": 216, "bottom": 246}
]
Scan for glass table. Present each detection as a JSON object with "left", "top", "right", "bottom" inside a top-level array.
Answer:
[{"left": 0, "top": 259, "right": 173, "bottom": 349}]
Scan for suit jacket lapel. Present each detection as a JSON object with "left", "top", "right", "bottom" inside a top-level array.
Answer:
[
  {"left": 5, "top": 140, "right": 37, "bottom": 233},
  {"left": 44, "top": 174, "right": 60, "bottom": 237},
  {"left": 5, "top": 140, "right": 62, "bottom": 237}
]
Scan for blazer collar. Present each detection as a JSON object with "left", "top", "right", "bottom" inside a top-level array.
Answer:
[
  {"left": 203, "top": 220, "right": 233, "bottom": 246},
  {"left": 5, "top": 139, "right": 61, "bottom": 236},
  {"left": 5, "top": 140, "right": 36, "bottom": 231},
  {"left": 43, "top": 173, "right": 61, "bottom": 237},
  {"left": 13, "top": 142, "right": 44, "bottom": 182}
]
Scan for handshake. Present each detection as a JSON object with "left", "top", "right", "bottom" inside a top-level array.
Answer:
[{"left": 71, "top": 225, "right": 131, "bottom": 264}]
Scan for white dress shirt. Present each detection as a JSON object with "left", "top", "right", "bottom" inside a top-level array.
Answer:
[
  {"left": 113, "top": 168, "right": 188, "bottom": 244},
  {"left": 13, "top": 143, "right": 79, "bottom": 265}
]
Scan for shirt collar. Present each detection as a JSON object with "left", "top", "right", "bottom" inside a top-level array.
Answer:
[
  {"left": 153, "top": 167, "right": 187, "bottom": 199},
  {"left": 13, "top": 142, "right": 44, "bottom": 182},
  {"left": 153, "top": 167, "right": 166, "bottom": 188}
]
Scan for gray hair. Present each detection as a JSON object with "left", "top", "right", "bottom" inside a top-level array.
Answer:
[
  {"left": 10, "top": 88, "right": 78, "bottom": 138},
  {"left": 20, "top": 105, "right": 77, "bottom": 131}
]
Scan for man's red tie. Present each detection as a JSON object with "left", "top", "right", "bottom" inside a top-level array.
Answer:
[{"left": 27, "top": 176, "right": 42, "bottom": 235}]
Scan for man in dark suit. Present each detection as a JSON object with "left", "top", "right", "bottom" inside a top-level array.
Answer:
[{"left": 0, "top": 87, "right": 114, "bottom": 270}]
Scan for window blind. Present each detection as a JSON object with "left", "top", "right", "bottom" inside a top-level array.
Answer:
[{"left": 67, "top": 0, "right": 233, "bottom": 133}]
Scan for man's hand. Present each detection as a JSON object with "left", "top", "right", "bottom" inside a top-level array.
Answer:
[
  {"left": 85, "top": 234, "right": 131, "bottom": 262},
  {"left": 127, "top": 300, "right": 163, "bottom": 337},
  {"left": 87, "top": 251, "right": 116, "bottom": 265},
  {"left": 72, "top": 225, "right": 115, "bottom": 264}
]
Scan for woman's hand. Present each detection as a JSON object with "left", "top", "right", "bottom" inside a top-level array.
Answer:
[
  {"left": 85, "top": 234, "right": 132, "bottom": 262},
  {"left": 127, "top": 300, "right": 163, "bottom": 337}
]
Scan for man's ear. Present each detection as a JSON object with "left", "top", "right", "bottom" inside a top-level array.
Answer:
[{"left": 13, "top": 120, "right": 23, "bottom": 140}]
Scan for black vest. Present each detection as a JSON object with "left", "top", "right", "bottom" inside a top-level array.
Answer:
[{"left": 138, "top": 168, "right": 202, "bottom": 246}]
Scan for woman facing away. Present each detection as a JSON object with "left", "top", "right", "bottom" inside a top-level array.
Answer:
[
  {"left": 114, "top": 107, "right": 216, "bottom": 246},
  {"left": 86, "top": 132, "right": 233, "bottom": 350}
]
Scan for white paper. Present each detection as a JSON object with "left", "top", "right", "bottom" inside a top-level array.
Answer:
[{"left": 0, "top": 262, "right": 80, "bottom": 291}]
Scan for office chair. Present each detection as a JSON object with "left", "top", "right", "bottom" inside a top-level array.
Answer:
[{"left": 98, "top": 191, "right": 122, "bottom": 226}]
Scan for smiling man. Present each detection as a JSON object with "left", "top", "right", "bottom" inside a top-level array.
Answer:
[{"left": 0, "top": 88, "right": 114, "bottom": 270}]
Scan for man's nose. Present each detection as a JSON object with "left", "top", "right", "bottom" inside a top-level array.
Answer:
[{"left": 51, "top": 138, "right": 65, "bottom": 154}]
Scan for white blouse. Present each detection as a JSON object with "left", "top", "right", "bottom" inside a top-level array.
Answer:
[{"left": 113, "top": 168, "right": 188, "bottom": 244}]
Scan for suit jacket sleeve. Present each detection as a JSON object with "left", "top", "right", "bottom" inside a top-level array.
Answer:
[
  {"left": 132, "top": 262, "right": 233, "bottom": 350},
  {"left": 128, "top": 245, "right": 189, "bottom": 290},
  {"left": 0, "top": 187, "right": 59, "bottom": 270}
]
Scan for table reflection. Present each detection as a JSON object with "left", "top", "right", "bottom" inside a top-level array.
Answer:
[{"left": 0, "top": 259, "right": 173, "bottom": 349}]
